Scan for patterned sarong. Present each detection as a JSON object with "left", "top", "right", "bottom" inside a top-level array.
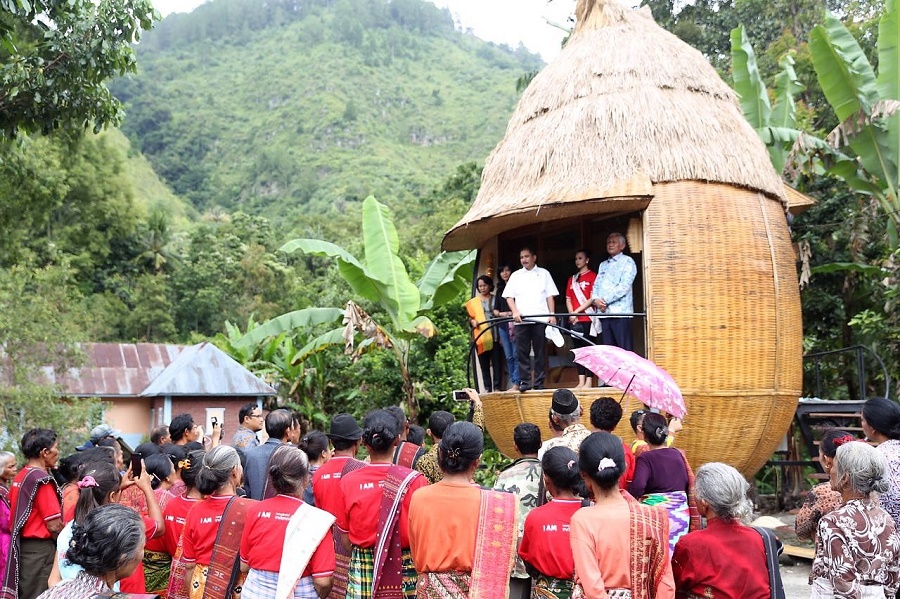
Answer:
[
  {"left": 639, "top": 491, "right": 689, "bottom": 554},
  {"left": 470, "top": 489, "right": 517, "bottom": 597},
  {"left": 244, "top": 568, "right": 317, "bottom": 599},
  {"left": 143, "top": 548, "right": 172, "bottom": 595},
  {"left": 347, "top": 547, "right": 416, "bottom": 599},
  {"left": 532, "top": 574, "right": 574, "bottom": 599},
  {"left": 572, "top": 587, "right": 630, "bottom": 599},
  {"left": 372, "top": 468, "right": 421, "bottom": 598},
  {"left": 188, "top": 564, "right": 210, "bottom": 599},
  {"left": 415, "top": 571, "right": 470, "bottom": 598},
  {"left": 167, "top": 541, "right": 190, "bottom": 599}
]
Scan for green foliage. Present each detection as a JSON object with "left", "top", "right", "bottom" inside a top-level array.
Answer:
[
  {"left": 111, "top": 0, "right": 541, "bottom": 218},
  {"left": 0, "top": 264, "right": 103, "bottom": 453},
  {"left": 0, "top": 0, "right": 159, "bottom": 138}
]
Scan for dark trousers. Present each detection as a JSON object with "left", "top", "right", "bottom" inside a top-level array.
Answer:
[
  {"left": 508, "top": 576, "right": 531, "bottom": 599},
  {"left": 571, "top": 321, "right": 597, "bottom": 376},
  {"left": 515, "top": 323, "right": 546, "bottom": 390},
  {"left": 601, "top": 317, "right": 633, "bottom": 352},
  {"left": 476, "top": 348, "right": 501, "bottom": 392},
  {"left": 19, "top": 538, "right": 55, "bottom": 599}
]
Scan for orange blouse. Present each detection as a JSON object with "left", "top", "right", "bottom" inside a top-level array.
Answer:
[
  {"left": 570, "top": 500, "right": 675, "bottom": 599},
  {"left": 408, "top": 480, "right": 481, "bottom": 573}
]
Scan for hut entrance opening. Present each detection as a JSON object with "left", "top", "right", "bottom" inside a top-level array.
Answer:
[{"left": 486, "top": 211, "right": 646, "bottom": 390}]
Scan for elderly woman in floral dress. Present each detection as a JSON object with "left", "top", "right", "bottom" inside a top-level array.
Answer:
[{"left": 810, "top": 441, "right": 900, "bottom": 598}]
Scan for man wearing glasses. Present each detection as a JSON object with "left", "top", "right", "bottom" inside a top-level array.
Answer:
[{"left": 231, "top": 402, "right": 264, "bottom": 449}]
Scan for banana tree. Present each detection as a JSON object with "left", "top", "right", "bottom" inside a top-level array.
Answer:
[
  {"left": 240, "top": 196, "right": 475, "bottom": 418},
  {"left": 808, "top": 2, "right": 900, "bottom": 247},
  {"left": 731, "top": 25, "right": 834, "bottom": 174}
]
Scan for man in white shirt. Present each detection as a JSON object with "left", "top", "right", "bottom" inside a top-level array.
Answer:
[{"left": 502, "top": 246, "right": 559, "bottom": 391}]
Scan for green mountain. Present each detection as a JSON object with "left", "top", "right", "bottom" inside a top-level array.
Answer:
[{"left": 112, "top": 0, "right": 543, "bottom": 222}]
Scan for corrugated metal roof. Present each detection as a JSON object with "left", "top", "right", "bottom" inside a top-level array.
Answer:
[
  {"left": 141, "top": 342, "right": 276, "bottom": 397},
  {"left": 49, "top": 342, "right": 275, "bottom": 398}
]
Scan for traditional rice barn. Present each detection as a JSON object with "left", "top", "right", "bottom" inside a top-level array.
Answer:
[{"left": 443, "top": 0, "right": 806, "bottom": 475}]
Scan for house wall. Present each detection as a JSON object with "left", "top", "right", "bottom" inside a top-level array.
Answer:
[
  {"left": 104, "top": 398, "right": 154, "bottom": 449},
  {"left": 169, "top": 396, "right": 264, "bottom": 443}
]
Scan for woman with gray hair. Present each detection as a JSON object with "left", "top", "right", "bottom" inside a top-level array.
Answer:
[
  {"left": 811, "top": 441, "right": 900, "bottom": 598},
  {"left": 36, "top": 504, "right": 145, "bottom": 599},
  {"left": 177, "top": 445, "right": 252, "bottom": 599},
  {"left": 672, "top": 462, "right": 778, "bottom": 598}
]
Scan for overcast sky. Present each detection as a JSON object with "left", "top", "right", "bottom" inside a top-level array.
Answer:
[{"left": 150, "top": 0, "right": 575, "bottom": 60}]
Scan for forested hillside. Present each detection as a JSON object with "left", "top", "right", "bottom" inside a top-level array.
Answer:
[{"left": 111, "top": 0, "right": 542, "bottom": 220}]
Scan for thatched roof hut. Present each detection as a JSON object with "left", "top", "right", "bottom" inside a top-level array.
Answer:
[{"left": 445, "top": 0, "right": 804, "bottom": 476}]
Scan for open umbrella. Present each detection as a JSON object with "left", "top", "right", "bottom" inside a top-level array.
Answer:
[{"left": 572, "top": 346, "right": 686, "bottom": 418}]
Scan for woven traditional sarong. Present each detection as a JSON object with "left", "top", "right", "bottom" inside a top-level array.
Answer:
[
  {"left": 572, "top": 586, "right": 630, "bottom": 599},
  {"left": 188, "top": 564, "right": 210, "bottom": 599},
  {"left": 143, "top": 549, "right": 172, "bottom": 595},
  {"left": 639, "top": 491, "right": 689, "bottom": 554},
  {"left": 204, "top": 497, "right": 250, "bottom": 599},
  {"left": 531, "top": 574, "right": 575, "bottom": 599},
  {"left": 167, "top": 542, "right": 190, "bottom": 599},
  {"left": 470, "top": 489, "right": 517, "bottom": 597},
  {"left": 347, "top": 547, "right": 416, "bottom": 599},
  {"left": 243, "top": 568, "right": 317, "bottom": 599},
  {"left": 415, "top": 571, "right": 470, "bottom": 598},
  {"left": 372, "top": 468, "right": 421, "bottom": 598}
]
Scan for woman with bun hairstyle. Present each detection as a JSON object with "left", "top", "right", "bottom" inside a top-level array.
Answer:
[
  {"left": 795, "top": 429, "right": 851, "bottom": 542},
  {"left": 810, "top": 441, "right": 900, "bottom": 597},
  {"left": 299, "top": 431, "right": 331, "bottom": 506},
  {"left": 408, "top": 421, "right": 518, "bottom": 597},
  {"left": 240, "top": 445, "right": 335, "bottom": 599},
  {"left": 626, "top": 412, "right": 698, "bottom": 553},
  {"left": 164, "top": 450, "right": 205, "bottom": 599},
  {"left": 862, "top": 397, "right": 900, "bottom": 525},
  {"left": 518, "top": 446, "right": 584, "bottom": 599},
  {"left": 672, "top": 463, "right": 780, "bottom": 598},
  {"left": 178, "top": 445, "right": 251, "bottom": 599},
  {"left": 570, "top": 432, "right": 674, "bottom": 599},
  {"left": 50, "top": 457, "right": 162, "bottom": 588},
  {"left": 36, "top": 504, "right": 146, "bottom": 599},
  {"left": 336, "top": 410, "right": 427, "bottom": 599}
]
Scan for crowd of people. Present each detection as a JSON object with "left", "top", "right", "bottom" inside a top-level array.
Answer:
[
  {"left": 0, "top": 393, "right": 899, "bottom": 599},
  {"left": 467, "top": 235, "right": 638, "bottom": 393}
]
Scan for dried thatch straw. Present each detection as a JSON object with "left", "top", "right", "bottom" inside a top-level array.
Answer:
[{"left": 443, "top": 0, "right": 787, "bottom": 250}]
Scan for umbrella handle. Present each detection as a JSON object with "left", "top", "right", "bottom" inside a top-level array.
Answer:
[{"left": 619, "top": 374, "right": 636, "bottom": 403}]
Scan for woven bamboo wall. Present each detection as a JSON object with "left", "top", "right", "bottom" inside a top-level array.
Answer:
[{"left": 644, "top": 181, "right": 803, "bottom": 474}]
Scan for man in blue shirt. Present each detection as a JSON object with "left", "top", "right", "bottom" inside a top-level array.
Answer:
[{"left": 592, "top": 232, "right": 638, "bottom": 351}]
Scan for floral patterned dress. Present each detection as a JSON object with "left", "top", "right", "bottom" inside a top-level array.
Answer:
[
  {"left": 811, "top": 498, "right": 900, "bottom": 598},
  {"left": 876, "top": 439, "right": 900, "bottom": 525}
]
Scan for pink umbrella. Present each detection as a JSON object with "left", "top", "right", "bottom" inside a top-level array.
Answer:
[{"left": 572, "top": 346, "right": 686, "bottom": 418}]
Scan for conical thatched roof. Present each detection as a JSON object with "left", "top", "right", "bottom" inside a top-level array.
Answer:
[{"left": 443, "top": 0, "right": 787, "bottom": 250}]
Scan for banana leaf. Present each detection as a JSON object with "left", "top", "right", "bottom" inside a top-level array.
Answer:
[
  {"left": 280, "top": 238, "right": 383, "bottom": 306},
  {"left": 235, "top": 307, "right": 344, "bottom": 347},
  {"left": 361, "top": 195, "right": 420, "bottom": 330},
  {"left": 878, "top": 0, "right": 900, "bottom": 186},
  {"left": 291, "top": 327, "right": 346, "bottom": 365},
  {"left": 731, "top": 25, "right": 770, "bottom": 130},
  {"left": 417, "top": 249, "right": 476, "bottom": 311}
]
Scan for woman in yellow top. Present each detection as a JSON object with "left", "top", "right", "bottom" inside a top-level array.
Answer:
[{"left": 464, "top": 275, "right": 500, "bottom": 393}]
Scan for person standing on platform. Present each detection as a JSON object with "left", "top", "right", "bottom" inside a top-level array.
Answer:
[
  {"left": 566, "top": 249, "right": 599, "bottom": 389},
  {"left": 493, "top": 265, "right": 520, "bottom": 391},
  {"left": 591, "top": 233, "right": 637, "bottom": 352},
  {"left": 503, "top": 247, "right": 559, "bottom": 392}
]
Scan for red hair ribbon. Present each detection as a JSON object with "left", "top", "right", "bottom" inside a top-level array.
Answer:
[{"left": 832, "top": 435, "right": 857, "bottom": 447}]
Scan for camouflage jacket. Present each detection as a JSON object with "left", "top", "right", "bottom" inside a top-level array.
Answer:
[{"left": 493, "top": 457, "right": 542, "bottom": 579}]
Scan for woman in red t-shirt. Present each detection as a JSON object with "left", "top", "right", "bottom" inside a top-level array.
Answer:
[
  {"left": 163, "top": 450, "right": 204, "bottom": 599},
  {"left": 336, "top": 410, "right": 426, "bottom": 599},
  {"left": 178, "top": 445, "right": 250, "bottom": 599},
  {"left": 519, "top": 446, "right": 585, "bottom": 598},
  {"left": 240, "top": 445, "right": 336, "bottom": 599}
]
